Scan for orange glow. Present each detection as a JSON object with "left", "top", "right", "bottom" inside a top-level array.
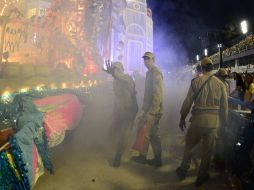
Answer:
[
  {"left": 1, "top": 90, "right": 12, "bottom": 101},
  {"left": 19, "top": 87, "right": 30, "bottom": 93},
  {"left": 0, "top": 0, "right": 103, "bottom": 97},
  {"left": 1, "top": 0, "right": 21, "bottom": 16},
  {"left": 83, "top": 64, "right": 98, "bottom": 76},
  {"left": 36, "top": 85, "right": 45, "bottom": 91},
  {"left": 60, "top": 56, "right": 73, "bottom": 69},
  {"left": 50, "top": 83, "right": 57, "bottom": 90},
  {"left": 2, "top": 91, "right": 11, "bottom": 96},
  {"left": 61, "top": 83, "right": 67, "bottom": 89}
]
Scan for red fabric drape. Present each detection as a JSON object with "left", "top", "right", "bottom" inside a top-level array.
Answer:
[{"left": 33, "top": 94, "right": 83, "bottom": 142}]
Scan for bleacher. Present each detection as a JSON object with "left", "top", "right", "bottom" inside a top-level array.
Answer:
[{"left": 209, "top": 34, "right": 254, "bottom": 64}]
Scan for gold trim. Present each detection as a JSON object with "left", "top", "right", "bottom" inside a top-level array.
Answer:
[{"left": 0, "top": 142, "right": 9, "bottom": 152}]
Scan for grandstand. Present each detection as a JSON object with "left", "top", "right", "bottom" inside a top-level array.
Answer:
[
  {"left": 210, "top": 34, "right": 254, "bottom": 64},
  {"left": 193, "top": 34, "right": 254, "bottom": 73}
]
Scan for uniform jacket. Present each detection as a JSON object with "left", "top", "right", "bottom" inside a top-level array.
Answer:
[
  {"left": 112, "top": 69, "right": 138, "bottom": 119},
  {"left": 180, "top": 72, "right": 228, "bottom": 128},
  {"left": 142, "top": 65, "right": 163, "bottom": 116}
]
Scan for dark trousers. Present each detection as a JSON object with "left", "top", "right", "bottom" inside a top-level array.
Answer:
[
  {"left": 141, "top": 115, "right": 162, "bottom": 158},
  {"left": 110, "top": 114, "right": 135, "bottom": 160},
  {"left": 180, "top": 125, "right": 217, "bottom": 178}
]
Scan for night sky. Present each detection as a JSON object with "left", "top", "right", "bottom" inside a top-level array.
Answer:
[{"left": 147, "top": 0, "right": 254, "bottom": 62}]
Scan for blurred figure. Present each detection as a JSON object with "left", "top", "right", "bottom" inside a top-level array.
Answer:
[
  {"left": 103, "top": 61, "right": 138, "bottom": 167},
  {"left": 214, "top": 68, "right": 230, "bottom": 169},
  {"left": 176, "top": 58, "right": 228, "bottom": 187},
  {"left": 217, "top": 68, "right": 229, "bottom": 95},
  {"left": 244, "top": 73, "right": 254, "bottom": 103},
  {"left": 231, "top": 72, "right": 245, "bottom": 100},
  {"left": 132, "top": 52, "right": 164, "bottom": 167},
  {"left": 196, "top": 65, "right": 203, "bottom": 77}
]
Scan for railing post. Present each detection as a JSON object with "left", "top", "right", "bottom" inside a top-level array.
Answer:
[{"left": 219, "top": 46, "right": 223, "bottom": 68}]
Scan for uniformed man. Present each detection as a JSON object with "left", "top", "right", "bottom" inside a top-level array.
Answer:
[
  {"left": 131, "top": 52, "right": 164, "bottom": 167},
  {"left": 104, "top": 61, "right": 138, "bottom": 167},
  {"left": 217, "top": 68, "right": 230, "bottom": 95},
  {"left": 176, "top": 58, "right": 228, "bottom": 186},
  {"left": 215, "top": 68, "right": 230, "bottom": 169}
]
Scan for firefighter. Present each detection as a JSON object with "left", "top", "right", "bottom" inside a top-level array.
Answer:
[
  {"left": 131, "top": 52, "right": 164, "bottom": 167},
  {"left": 176, "top": 58, "right": 228, "bottom": 186},
  {"left": 217, "top": 68, "right": 229, "bottom": 95},
  {"left": 104, "top": 61, "right": 138, "bottom": 167},
  {"left": 214, "top": 68, "right": 230, "bottom": 169}
]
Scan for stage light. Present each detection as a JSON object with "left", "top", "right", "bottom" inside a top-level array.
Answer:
[
  {"left": 1, "top": 91, "right": 11, "bottom": 102},
  {"left": 204, "top": 49, "right": 208, "bottom": 56},
  {"left": 241, "top": 20, "right": 248, "bottom": 34},
  {"left": 50, "top": 83, "right": 57, "bottom": 90},
  {"left": 196, "top": 54, "right": 200, "bottom": 61},
  {"left": 36, "top": 85, "right": 45, "bottom": 92},
  {"left": 61, "top": 83, "right": 67, "bottom": 89},
  {"left": 19, "top": 88, "right": 30, "bottom": 93}
]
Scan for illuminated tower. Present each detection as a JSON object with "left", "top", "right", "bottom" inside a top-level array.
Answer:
[
  {"left": 110, "top": 0, "right": 153, "bottom": 74},
  {"left": 123, "top": 0, "right": 153, "bottom": 73}
]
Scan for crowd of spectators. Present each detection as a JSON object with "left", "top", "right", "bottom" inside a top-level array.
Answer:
[
  {"left": 230, "top": 71, "right": 254, "bottom": 103},
  {"left": 209, "top": 34, "right": 254, "bottom": 63}
]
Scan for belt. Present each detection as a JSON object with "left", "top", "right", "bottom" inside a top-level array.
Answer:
[
  {"left": 149, "top": 113, "right": 163, "bottom": 118},
  {"left": 192, "top": 109, "right": 219, "bottom": 115}
]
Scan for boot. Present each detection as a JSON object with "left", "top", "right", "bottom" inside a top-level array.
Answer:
[
  {"left": 176, "top": 167, "right": 187, "bottom": 180},
  {"left": 147, "top": 156, "right": 162, "bottom": 167},
  {"left": 112, "top": 153, "right": 121, "bottom": 167},
  {"left": 195, "top": 173, "right": 210, "bottom": 187},
  {"left": 131, "top": 155, "right": 147, "bottom": 164}
]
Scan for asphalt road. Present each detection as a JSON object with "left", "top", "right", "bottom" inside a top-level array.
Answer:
[{"left": 34, "top": 80, "right": 241, "bottom": 190}]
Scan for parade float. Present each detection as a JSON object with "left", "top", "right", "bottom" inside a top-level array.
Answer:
[{"left": 0, "top": 0, "right": 103, "bottom": 189}]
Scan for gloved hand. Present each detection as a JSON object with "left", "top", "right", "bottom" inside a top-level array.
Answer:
[
  {"left": 102, "top": 60, "right": 114, "bottom": 74},
  {"left": 179, "top": 117, "right": 186, "bottom": 132}
]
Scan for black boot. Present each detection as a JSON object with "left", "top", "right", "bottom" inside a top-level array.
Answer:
[
  {"left": 131, "top": 155, "right": 147, "bottom": 164},
  {"left": 176, "top": 167, "right": 187, "bottom": 180},
  {"left": 112, "top": 153, "right": 122, "bottom": 167},
  {"left": 195, "top": 174, "right": 210, "bottom": 187},
  {"left": 147, "top": 156, "right": 162, "bottom": 167}
]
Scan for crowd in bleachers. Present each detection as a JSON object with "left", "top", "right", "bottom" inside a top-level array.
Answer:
[
  {"left": 229, "top": 71, "right": 254, "bottom": 103},
  {"left": 209, "top": 34, "right": 254, "bottom": 63}
]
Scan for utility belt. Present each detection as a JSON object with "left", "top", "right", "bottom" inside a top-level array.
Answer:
[
  {"left": 148, "top": 112, "right": 163, "bottom": 119},
  {"left": 192, "top": 109, "right": 219, "bottom": 115}
]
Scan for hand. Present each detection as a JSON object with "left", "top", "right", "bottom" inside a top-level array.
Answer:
[
  {"left": 179, "top": 118, "right": 186, "bottom": 132},
  {"left": 137, "top": 114, "right": 147, "bottom": 128},
  {"left": 102, "top": 60, "right": 114, "bottom": 74}
]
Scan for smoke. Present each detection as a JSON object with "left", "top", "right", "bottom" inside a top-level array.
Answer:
[
  {"left": 149, "top": 1, "right": 190, "bottom": 70},
  {"left": 35, "top": 1, "right": 197, "bottom": 188},
  {"left": 143, "top": 0, "right": 205, "bottom": 136},
  {"left": 153, "top": 26, "right": 189, "bottom": 71},
  {"left": 33, "top": 2, "right": 254, "bottom": 189},
  {"left": 148, "top": 0, "right": 210, "bottom": 66}
]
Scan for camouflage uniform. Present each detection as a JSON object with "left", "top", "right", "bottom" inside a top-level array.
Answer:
[
  {"left": 179, "top": 72, "right": 228, "bottom": 179},
  {"left": 141, "top": 64, "right": 163, "bottom": 158}
]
